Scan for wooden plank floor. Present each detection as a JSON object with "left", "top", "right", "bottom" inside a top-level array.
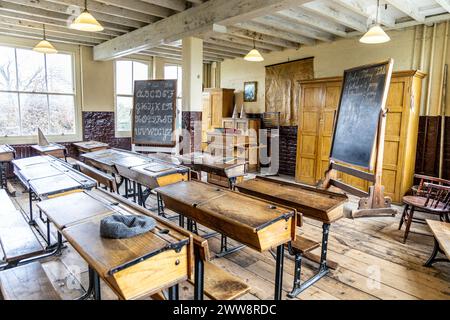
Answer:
[{"left": 4, "top": 178, "right": 450, "bottom": 300}]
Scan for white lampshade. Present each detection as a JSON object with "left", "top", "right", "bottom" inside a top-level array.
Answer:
[
  {"left": 33, "top": 40, "right": 58, "bottom": 54},
  {"left": 360, "top": 25, "right": 391, "bottom": 44},
  {"left": 70, "top": 10, "right": 104, "bottom": 32},
  {"left": 244, "top": 48, "right": 264, "bottom": 62}
]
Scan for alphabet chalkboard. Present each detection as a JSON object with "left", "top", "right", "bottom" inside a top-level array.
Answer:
[
  {"left": 132, "top": 80, "right": 177, "bottom": 147},
  {"left": 330, "top": 60, "right": 393, "bottom": 169}
]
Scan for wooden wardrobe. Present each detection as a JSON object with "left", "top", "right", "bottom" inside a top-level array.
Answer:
[
  {"left": 295, "top": 70, "right": 426, "bottom": 203},
  {"left": 202, "top": 88, "right": 235, "bottom": 142}
]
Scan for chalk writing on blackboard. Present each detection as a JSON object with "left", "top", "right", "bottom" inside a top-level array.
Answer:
[
  {"left": 132, "top": 80, "right": 177, "bottom": 147},
  {"left": 330, "top": 62, "right": 392, "bottom": 169}
]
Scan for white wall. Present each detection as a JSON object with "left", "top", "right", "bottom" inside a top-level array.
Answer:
[{"left": 221, "top": 23, "right": 450, "bottom": 116}]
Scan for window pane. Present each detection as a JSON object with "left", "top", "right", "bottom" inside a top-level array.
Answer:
[
  {"left": 49, "top": 95, "right": 76, "bottom": 135},
  {"left": 0, "top": 93, "right": 20, "bottom": 136},
  {"left": 177, "top": 66, "right": 182, "bottom": 98},
  {"left": 116, "top": 61, "right": 133, "bottom": 95},
  {"left": 17, "top": 49, "right": 46, "bottom": 92},
  {"left": 19, "top": 93, "right": 49, "bottom": 135},
  {"left": 164, "top": 65, "right": 178, "bottom": 80},
  {"left": 0, "top": 46, "right": 17, "bottom": 91},
  {"left": 47, "top": 54, "right": 74, "bottom": 93},
  {"left": 133, "top": 61, "right": 148, "bottom": 81},
  {"left": 117, "top": 96, "right": 133, "bottom": 132}
]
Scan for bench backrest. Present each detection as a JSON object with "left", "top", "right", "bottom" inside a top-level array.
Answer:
[{"left": 76, "top": 161, "right": 117, "bottom": 193}]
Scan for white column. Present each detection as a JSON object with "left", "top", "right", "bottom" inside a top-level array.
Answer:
[{"left": 182, "top": 37, "right": 203, "bottom": 112}]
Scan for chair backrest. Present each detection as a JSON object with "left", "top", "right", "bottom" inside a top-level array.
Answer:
[
  {"left": 423, "top": 183, "right": 450, "bottom": 211},
  {"left": 415, "top": 174, "right": 450, "bottom": 196},
  {"left": 76, "top": 161, "right": 117, "bottom": 193}
]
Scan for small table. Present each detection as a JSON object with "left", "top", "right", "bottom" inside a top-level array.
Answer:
[
  {"left": 31, "top": 144, "right": 67, "bottom": 160},
  {"left": 73, "top": 141, "right": 109, "bottom": 154},
  {"left": 0, "top": 145, "right": 15, "bottom": 189},
  {"left": 155, "top": 180, "right": 296, "bottom": 300},
  {"left": 38, "top": 189, "right": 192, "bottom": 300}
]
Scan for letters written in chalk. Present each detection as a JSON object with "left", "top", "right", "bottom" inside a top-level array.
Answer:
[{"left": 132, "top": 80, "right": 177, "bottom": 147}]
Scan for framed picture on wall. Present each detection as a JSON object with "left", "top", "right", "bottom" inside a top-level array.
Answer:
[{"left": 244, "top": 81, "right": 257, "bottom": 102}]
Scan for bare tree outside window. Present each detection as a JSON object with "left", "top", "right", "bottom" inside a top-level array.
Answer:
[{"left": 0, "top": 45, "right": 76, "bottom": 137}]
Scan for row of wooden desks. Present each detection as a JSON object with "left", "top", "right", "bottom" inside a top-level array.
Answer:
[
  {"left": 81, "top": 148, "right": 189, "bottom": 209},
  {"left": 155, "top": 180, "right": 297, "bottom": 300},
  {"left": 235, "top": 176, "right": 348, "bottom": 297},
  {"left": 37, "top": 189, "right": 192, "bottom": 300}
]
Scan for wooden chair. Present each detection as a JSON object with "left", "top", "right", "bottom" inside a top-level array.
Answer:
[
  {"left": 399, "top": 183, "right": 450, "bottom": 243},
  {"left": 412, "top": 174, "right": 450, "bottom": 196}
]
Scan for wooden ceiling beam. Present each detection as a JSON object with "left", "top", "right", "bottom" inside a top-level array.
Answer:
[
  {"left": 302, "top": 1, "right": 368, "bottom": 32},
  {"left": 45, "top": 0, "right": 158, "bottom": 24},
  {"left": 254, "top": 14, "right": 335, "bottom": 42},
  {"left": 334, "top": 0, "right": 396, "bottom": 27},
  {"left": 140, "top": 0, "right": 187, "bottom": 12},
  {"left": 94, "top": 0, "right": 174, "bottom": 18},
  {"left": 0, "top": 1, "right": 133, "bottom": 33},
  {"left": 235, "top": 21, "right": 315, "bottom": 45},
  {"left": 0, "top": 9, "right": 124, "bottom": 36},
  {"left": 225, "top": 26, "right": 300, "bottom": 49},
  {"left": 93, "top": 0, "right": 312, "bottom": 60},
  {"left": 384, "top": 0, "right": 425, "bottom": 22},
  {"left": 436, "top": 0, "right": 450, "bottom": 13},
  {"left": 276, "top": 8, "right": 347, "bottom": 37},
  {"left": 2, "top": 0, "right": 150, "bottom": 28}
]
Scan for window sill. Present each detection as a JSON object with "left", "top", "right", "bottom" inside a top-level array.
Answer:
[{"left": 0, "top": 134, "right": 82, "bottom": 145}]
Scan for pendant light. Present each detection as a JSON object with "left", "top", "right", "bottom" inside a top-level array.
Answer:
[
  {"left": 360, "top": 0, "right": 391, "bottom": 44},
  {"left": 33, "top": 25, "right": 57, "bottom": 54},
  {"left": 244, "top": 38, "right": 264, "bottom": 62},
  {"left": 70, "top": 0, "right": 104, "bottom": 32}
]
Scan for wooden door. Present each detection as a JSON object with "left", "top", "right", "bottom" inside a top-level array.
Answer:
[
  {"left": 295, "top": 84, "right": 323, "bottom": 185},
  {"left": 316, "top": 82, "right": 341, "bottom": 180},
  {"left": 382, "top": 76, "right": 409, "bottom": 202}
]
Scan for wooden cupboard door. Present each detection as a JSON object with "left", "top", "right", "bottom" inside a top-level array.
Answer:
[
  {"left": 295, "top": 85, "right": 323, "bottom": 185},
  {"left": 211, "top": 93, "right": 224, "bottom": 128},
  {"left": 202, "top": 93, "right": 212, "bottom": 142},
  {"left": 382, "top": 78, "right": 408, "bottom": 202},
  {"left": 316, "top": 82, "right": 341, "bottom": 180}
]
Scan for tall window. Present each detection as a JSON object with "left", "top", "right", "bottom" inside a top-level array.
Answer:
[
  {"left": 115, "top": 60, "right": 149, "bottom": 135},
  {"left": 164, "top": 64, "right": 182, "bottom": 110},
  {"left": 0, "top": 45, "right": 75, "bottom": 137}
]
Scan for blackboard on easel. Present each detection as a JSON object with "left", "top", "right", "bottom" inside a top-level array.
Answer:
[
  {"left": 330, "top": 61, "right": 392, "bottom": 169},
  {"left": 322, "top": 59, "right": 397, "bottom": 218},
  {"left": 132, "top": 80, "right": 177, "bottom": 147}
]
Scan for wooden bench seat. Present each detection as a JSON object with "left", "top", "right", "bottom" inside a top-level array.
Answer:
[
  {"left": 0, "top": 190, "right": 44, "bottom": 263},
  {"left": 425, "top": 220, "right": 450, "bottom": 266},
  {"left": 287, "top": 235, "right": 320, "bottom": 255},
  {"left": 0, "top": 262, "right": 60, "bottom": 300},
  {"left": 189, "top": 234, "right": 250, "bottom": 300}
]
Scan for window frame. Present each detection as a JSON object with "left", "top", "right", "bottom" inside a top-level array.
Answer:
[
  {"left": 163, "top": 63, "right": 183, "bottom": 131},
  {"left": 0, "top": 43, "right": 81, "bottom": 144},
  {"left": 114, "top": 58, "right": 152, "bottom": 138}
]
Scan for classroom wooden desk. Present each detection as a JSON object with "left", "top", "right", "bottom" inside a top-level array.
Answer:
[
  {"left": 43, "top": 189, "right": 193, "bottom": 300},
  {"left": 177, "top": 152, "right": 246, "bottom": 189},
  {"left": 235, "top": 176, "right": 348, "bottom": 297},
  {"left": 73, "top": 141, "right": 109, "bottom": 154},
  {"left": 0, "top": 145, "right": 15, "bottom": 189},
  {"left": 155, "top": 180, "right": 296, "bottom": 300},
  {"left": 113, "top": 156, "right": 189, "bottom": 211},
  {"left": 31, "top": 144, "right": 67, "bottom": 160},
  {"left": 12, "top": 156, "right": 97, "bottom": 229}
]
